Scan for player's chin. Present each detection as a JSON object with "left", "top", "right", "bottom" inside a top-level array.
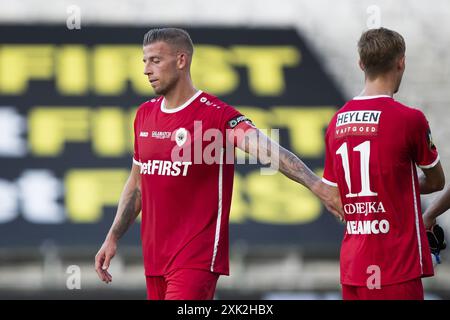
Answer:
[{"left": 152, "top": 85, "right": 165, "bottom": 95}]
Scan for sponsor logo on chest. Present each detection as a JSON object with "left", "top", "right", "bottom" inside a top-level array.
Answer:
[
  {"left": 151, "top": 131, "right": 172, "bottom": 139},
  {"left": 140, "top": 160, "right": 192, "bottom": 176}
]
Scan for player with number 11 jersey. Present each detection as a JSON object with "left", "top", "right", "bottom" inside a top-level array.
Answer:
[
  {"left": 322, "top": 28, "right": 445, "bottom": 300},
  {"left": 323, "top": 95, "right": 439, "bottom": 288}
]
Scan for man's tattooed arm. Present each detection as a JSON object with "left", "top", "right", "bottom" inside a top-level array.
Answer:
[
  {"left": 237, "top": 128, "right": 319, "bottom": 189},
  {"left": 235, "top": 127, "right": 344, "bottom": 220},
  {"left": 110, "top": 187, "right": 142, "bottom": 240},
  {"left": 278, "top": 146, "right": 319, "bottom": 189},
  {"left": 107, "top": 164, "right": 142, "bottom": 241}
]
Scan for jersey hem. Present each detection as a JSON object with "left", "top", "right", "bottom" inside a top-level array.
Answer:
[
  {"left": 340, "top": 272, "right": 434, "bottom": 287},
  {"left": 145, "top": 265, "right": 229, "bottom": 277}
]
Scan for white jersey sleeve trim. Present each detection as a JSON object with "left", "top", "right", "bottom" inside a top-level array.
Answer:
[
  {"left": 418, "top": 154, "right": 440, "bottom": 169},
  {"left": 322, "top": 177, "right": 338, "bottom": 187},
  {"left": 133, "top": 158, "right": 142, "bottom": 166}
]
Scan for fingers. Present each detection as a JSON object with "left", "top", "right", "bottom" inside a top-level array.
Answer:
[
  {"left": 329, "top": 200, "right": 345, "bottom": 221},
  {"left": 102, "top": 254, "right": 113, "bottom": 283},
  {"left": 102, "top": 269, "right": 113, "bottom": 283},
  {"left": 428, "top": 219, "right": 437, "bottom": 230},
  {"left": 95, "top": 253, "right": 107, "bottom": 282},
  {"left": 335, "top": 206, "right": 345, "bottom": 221},
  {"left": 329, "top": 206, "right": 345, "bottom": 223},
  {"left": 317, "top": 182, "right": 345, "bottom": 221},
  {"left": 334, "top": 195, "right": 345, "bottom": 220},
  {"left": 98, "top": 268, "right": 112, "bottom": 283},
  {"left": 334, "top": 210, "right": 345, "bottom": 222},
  {"left": 95, "top": 252, "right": 113, "bottom": 283},
  {"left": 95, "top": 253, "right": 104, "bottom": 278},
  {"left": 102, "top": 254, "right": 111, "bottom": 271},
  {"left": 423, "top": 217, "right": 435, "bottom": 230},
  {"left": 324, "top": 199, "right": 345, "bottom": 222}
]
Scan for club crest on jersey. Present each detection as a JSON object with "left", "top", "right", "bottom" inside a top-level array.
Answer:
[{"left": 175, "top": 128, "right": 188, "bottom": 146}]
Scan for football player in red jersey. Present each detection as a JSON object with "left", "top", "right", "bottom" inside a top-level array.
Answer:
[
  {"left": 94, "top": 28, "right": 344, "bottom": 300},
  {"left": 323, "top": 27, "right": 445, "bottom": 300}
]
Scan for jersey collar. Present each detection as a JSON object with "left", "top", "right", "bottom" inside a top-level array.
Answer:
[
  {"left": 353, "top": 95, "right": 392, "bottom": 100},
  {"left": 160, "top": 90, "right": 203, "bottom": 113}
]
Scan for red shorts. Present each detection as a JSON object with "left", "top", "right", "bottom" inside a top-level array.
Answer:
[
  {"left": 145, "top": 268, "right": 219, "bottom": 300},
  {"left": 342, "top": 278, "right": 424, "bottom": 300}
]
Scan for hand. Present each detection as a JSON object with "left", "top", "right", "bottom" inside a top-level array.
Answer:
[
  {"left": 95, "top": 237, "right": 117, "bottom": 284},
  {"left": 423, "top": 214, "right": 436, "bottom": 230},
  {"left": 312, "top": 180, "right": 345, "bottom": 222},
  {"left": 427, "top": 224, "right": 447, "bottom": 255}
]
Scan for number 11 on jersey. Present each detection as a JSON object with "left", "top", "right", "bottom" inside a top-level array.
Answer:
[{"left": 336, "top": 140, "right": 378, "bottom": 198}]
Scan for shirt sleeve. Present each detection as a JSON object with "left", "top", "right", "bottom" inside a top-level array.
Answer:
[
  {"left": 322, "top": 123, "right": 338, "bottom": 187},
  {"left": 410, "top": 110, "right": 439, "bottom": 169},
  {"left": 219, "top": 104, "right": 255, "bottom": 147}
]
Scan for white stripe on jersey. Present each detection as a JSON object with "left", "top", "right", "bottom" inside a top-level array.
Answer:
[
  {"left": 411, "top": 162, "right": 423, "bottom": 273},
  {"left": 210, "top": 148, "right": 224, "bottom": 272}
]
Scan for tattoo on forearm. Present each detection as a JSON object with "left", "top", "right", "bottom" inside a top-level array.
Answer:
[
  {"left": 244, "top": 130, "right": 318, "bottom": 188},
  {"left": 112, "top": 188, "right": 141, "bottom": 239},
  {"left": 279, "top": 148, "right": 317, "bottom": 188}
]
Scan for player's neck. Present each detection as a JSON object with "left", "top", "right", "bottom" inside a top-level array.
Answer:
[
  {"left": 163, "top": 79, "right": 198, "bottom": 110},
  {"left": 361, "top": 74, "right": 398, "bottom": 97}
]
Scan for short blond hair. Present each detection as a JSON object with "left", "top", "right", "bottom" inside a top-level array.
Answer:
[{"left": 358, "top": 27, "right": 405, "bottom": 78}]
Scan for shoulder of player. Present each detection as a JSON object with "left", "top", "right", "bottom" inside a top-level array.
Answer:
[
  {"left": 327, "top": 104, "right": 348, "bottom": 128},
  {"left": 196, "top": 92, "right": 236, "bottom": 112},
  {"left": 135, "top": 96, "right": 163, "bottom": 115},
  {"left": 345, "top": 98, "right": 426, "bottom": 120},
  {"left": 392, "top": 101, "right": 427, "bottom": 122}
]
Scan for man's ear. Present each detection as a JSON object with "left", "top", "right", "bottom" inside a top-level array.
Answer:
[
  {"left": 358, "top": 60, "right": 365, "bottom": 72},
  {"left": 398, "top": 55, "right": 405, "bottom": 71},
  {"left": 177, "top": 52, "right": 188, "bottom": 70}
]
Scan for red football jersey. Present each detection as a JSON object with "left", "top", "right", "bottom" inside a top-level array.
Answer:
[
  {"left": 323, "top": 95, "right": 439, "bottom": 286},
  {"left": 133, "top": 90, "right": 250, "bottom": 276}
]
